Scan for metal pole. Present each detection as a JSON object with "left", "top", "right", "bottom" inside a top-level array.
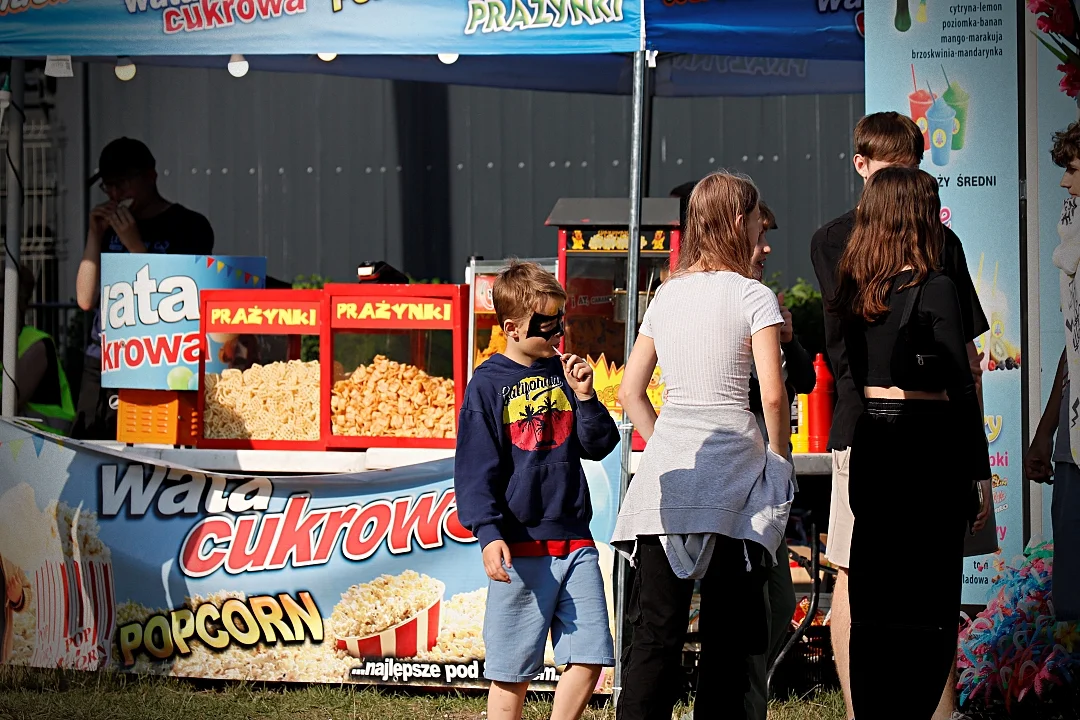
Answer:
[
  {"left": 641, "top": 64, "right": 655, "bottom": 197},
  {"left": 2, "top": 59, "right": 25, "bottom": 418},
  {"left": 613, "top": 48, "right": 647, "bottom": 708}
]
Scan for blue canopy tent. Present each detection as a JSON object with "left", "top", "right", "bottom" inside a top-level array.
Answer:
[
  {"left": 70, "top": 52, "right": 863, "bottom": 97},
  {"left": 645, "top": 0, "right": 863, "bottom": 60},
  {"left": 0, "top": 0, "right": 863, "bottom": 700}
]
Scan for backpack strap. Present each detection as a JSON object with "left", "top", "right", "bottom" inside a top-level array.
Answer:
[
  {"left": 898, "top": 279, "right": 923, "bottom": 329},
  {"left": 898, "top": 271, "right": 937, "bottom": 329}
]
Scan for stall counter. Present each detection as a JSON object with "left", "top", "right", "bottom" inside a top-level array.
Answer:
[{"left": 90, "top": 442, "right": 832, "bottom": 476}]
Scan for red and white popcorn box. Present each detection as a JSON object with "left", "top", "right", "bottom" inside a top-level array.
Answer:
[
  {"left": 31, "top": 558, "right": 116, "bottom": 670},
  {"left": 336, "top": 586, "right": 444, "bottom": 659}
]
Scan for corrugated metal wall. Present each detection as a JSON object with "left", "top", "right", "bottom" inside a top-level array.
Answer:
[{"left": 57, "top": 63, "right": 864, "bottom": 299}]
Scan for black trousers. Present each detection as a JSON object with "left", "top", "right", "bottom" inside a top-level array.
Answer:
[
  {"left": 72, "top": 360, "right": 117, "bottom": 441},
  {"left": 848, "top": 400, "right": 973, "bottom": 720},
  {"left": 617, "top": 535, "right": 768, "bottom": 720}
]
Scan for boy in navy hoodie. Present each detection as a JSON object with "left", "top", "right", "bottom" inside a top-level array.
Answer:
[{"left": 455, "top": 261, "right": 620, "bottom": 720}]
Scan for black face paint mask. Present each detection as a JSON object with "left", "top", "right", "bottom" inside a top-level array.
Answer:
[{"left": 526, "top": 310, "right": 564, "bottom": 340}]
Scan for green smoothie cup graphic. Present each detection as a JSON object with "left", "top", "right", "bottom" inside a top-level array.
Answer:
[{"left": 941, "top": 66, "right": 969, "bottom": 151}]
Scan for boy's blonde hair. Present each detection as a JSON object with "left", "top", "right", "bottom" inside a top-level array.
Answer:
[{"left": 492, "top": 261, "right": 567, "bottom": 327}]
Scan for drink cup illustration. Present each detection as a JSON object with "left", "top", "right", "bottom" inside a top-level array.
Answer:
[
  {"left": 943, "top": 81, "right": 969, "bottom": 150},
  {"left": 909, "top": 89, "right": 935, "bottom": 152},
  {"left": 895, "top": 0, "right": 912, "bottom": 31},
  {"left": 927, "top": 98, "right": 956, "bottom": 166}
]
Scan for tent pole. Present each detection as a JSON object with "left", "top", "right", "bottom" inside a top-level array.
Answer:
[
  {"left": 613, "top": 48, "right": 646, "bottom": 708},
  {"left": 641, "top": 60, "right": 655, "bottom": 196},
  {"left": 2, "top": 59, "right": 25, "bottom": 418}
]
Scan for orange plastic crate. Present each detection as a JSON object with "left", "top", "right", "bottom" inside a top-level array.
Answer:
[{"left": 116, "top": 389, "right": 200, "bottom": 446}]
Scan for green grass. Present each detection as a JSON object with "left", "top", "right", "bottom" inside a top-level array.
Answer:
[{"left": 0, "top": 667, "right": 847, "bottom": 720}]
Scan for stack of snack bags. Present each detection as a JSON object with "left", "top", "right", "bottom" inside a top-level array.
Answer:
[{"left": 957, "top": 541, "right": 1080, "bottom": 710}]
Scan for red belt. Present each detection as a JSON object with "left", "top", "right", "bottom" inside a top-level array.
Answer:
[{"left": 507, "top": 539, "right": 596, "bottom": 557}]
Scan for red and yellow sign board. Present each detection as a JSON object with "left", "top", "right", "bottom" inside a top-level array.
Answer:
[
  {"left": 472, "top": 275, "right": 497, "bottom": 314},
  {"left": 589, "top": 353, "right": 664, "bottom": 415},
  {"left": 566, "top": 228, "right": 670, "bottom": 253},
  {"left": 205, "top": 301, "right": 321, "bottom": 334},
  {"left": 332, "top": 297, "right": 455, "bottom": 330}
]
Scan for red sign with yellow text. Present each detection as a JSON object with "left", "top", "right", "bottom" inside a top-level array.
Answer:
[
  {"left": 332, "top": 297, "right": 455, "bottom": 330},
  {"left": 205, "top": 301, "right": 321, "bottom": 334}
]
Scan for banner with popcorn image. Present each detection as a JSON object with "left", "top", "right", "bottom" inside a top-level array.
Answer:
[{"left": 0, "top": 418, "right": 619, "bottom": 692}]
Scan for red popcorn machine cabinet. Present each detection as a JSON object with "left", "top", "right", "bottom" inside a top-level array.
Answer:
[
  {"left": 322, "top": 262, "right": 469, "bottom": 449},
  {"left": 198, "top": 288, "right": 326, "bottom": 451},
  {"left": 545, "top": 198, "right": 680, "bottom": 450}
]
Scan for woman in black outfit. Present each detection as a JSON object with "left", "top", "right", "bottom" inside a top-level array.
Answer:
[{"left": 831, "top": 167, "right": 990, "bottom": 719}]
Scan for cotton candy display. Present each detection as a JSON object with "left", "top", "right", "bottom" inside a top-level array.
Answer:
[{"left": 957, "top": 542, "right": 1079, "bottom": 710}]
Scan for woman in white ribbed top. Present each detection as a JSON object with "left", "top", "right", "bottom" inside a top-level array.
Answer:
[{"left": 612, "top": 172, "right": 795, "bottom": 720}]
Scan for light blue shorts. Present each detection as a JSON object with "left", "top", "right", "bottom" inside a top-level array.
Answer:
[{"left": 482, "top": 546, "right": 615, "bottom": 683}]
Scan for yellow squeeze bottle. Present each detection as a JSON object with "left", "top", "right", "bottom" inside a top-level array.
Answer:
[{"left": 791, "top": 394, "right": 810, "bottom": 453}]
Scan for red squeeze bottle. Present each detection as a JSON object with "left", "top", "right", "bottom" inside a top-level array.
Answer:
[{"left": 808, "top": 353, "right": 834, "bottom": 453}]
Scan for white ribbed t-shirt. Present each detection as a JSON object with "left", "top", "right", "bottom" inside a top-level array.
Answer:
[
  {"left": 610, "top": 270, "right": 794, "bottom": 564},
  {"left": 640, "top": 271, "right": 784, "bottom": 409}
]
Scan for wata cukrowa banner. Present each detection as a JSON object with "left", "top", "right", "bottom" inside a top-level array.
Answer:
[
  {"left": 0, "top": 419, "right": 619, "bottom": 691},
  {"left": 99, "top": 254, "right": 266, "bottom": 391},
  {"left": 0, "top": 0, "right": 641, "bottom": 57}
]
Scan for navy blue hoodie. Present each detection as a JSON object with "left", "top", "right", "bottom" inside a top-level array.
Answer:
[{"left": 454, "top": 354, "right": 621, "bottom": 549}]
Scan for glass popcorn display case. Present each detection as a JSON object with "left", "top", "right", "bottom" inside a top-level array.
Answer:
[
  {"left": 197, "top": 289, "right": 326, "bottom": 451},
  {"left": 321, "top": 282, "right": 469, "bottom": 449},
  {"left": 465, "top": 256, "right": 559, "bottom": 381},
  {"left": 546, "top": 198, "right": 681, "bottom": 450}
]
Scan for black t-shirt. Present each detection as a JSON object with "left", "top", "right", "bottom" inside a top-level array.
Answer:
[
  {"left": 843, "top": 271, "right": 990, "bottom": 479},
  {"left": 86, "top": 204, "right": 215, "bottom": 358},
  {"left": 810, "top": 209, "right": 988, "bottom": 451}
]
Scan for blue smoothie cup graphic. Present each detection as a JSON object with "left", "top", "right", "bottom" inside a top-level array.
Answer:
[{"left": 927, "top": 96, "right": 956, "bottom": 166}]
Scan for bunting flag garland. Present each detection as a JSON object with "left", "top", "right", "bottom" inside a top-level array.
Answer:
[
  {"left": 191, "top": 256, "right": 261, "bottom": 286},
  {"left": 8, "top": 438, "right": 24, "bottom": 461}
]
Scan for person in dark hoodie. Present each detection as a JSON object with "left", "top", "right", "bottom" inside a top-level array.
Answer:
[
  {"left": 745, "top": 202, "right": 816, "bottom": 720},
  {"left": 454, "top": 261, "right": 621, "bottom": 720}
]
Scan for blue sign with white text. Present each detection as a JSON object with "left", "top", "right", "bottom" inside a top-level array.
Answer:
[{"left": 99, "top": 254, "right": 266, "bottom": 390}]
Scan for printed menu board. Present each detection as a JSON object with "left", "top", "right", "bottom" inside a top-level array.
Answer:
[{"left": 866, "top": 3, "right": 1020, "bottom": 604}]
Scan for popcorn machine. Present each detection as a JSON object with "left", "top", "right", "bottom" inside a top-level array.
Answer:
[
  {"left": 198, "top": 288, "right": 326, "bottom": 451},
  {"left": 465, "top": 256, "right": 558, "bottom": 380},
  {"left": 546, "top": 198, "right": 680, "bottom": 450},
  {"left": 322, "top": 282, "right": 469, "bottom": 449}
]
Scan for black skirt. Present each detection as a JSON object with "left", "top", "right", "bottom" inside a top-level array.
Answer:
[{"left": 848, "top": 399, "right": 975, "bottom": 719}]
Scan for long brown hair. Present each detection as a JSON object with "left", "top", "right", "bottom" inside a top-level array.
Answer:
[
  {"left": 675, "top": 171, "right": 758, "bottom": 278},
  {"left": 832, "top": 166, "right": 943, "bottom": 322}
]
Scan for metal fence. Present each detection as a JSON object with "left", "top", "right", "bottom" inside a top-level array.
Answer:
[{"left": 1, "top": 117, "right": 65, "bottom": 312}]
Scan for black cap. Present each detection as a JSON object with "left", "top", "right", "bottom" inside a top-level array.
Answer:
[{"left": 88, "top": 137, "right": 156, "bottom": 185}]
